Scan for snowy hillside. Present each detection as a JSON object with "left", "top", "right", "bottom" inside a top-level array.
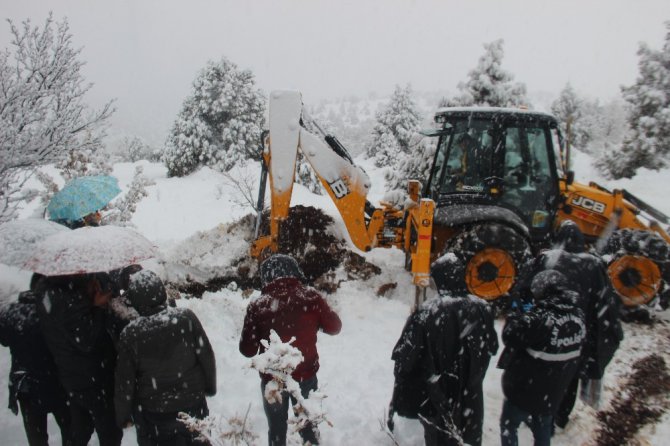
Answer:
[{"left": 1, "top": 150, "right": 670, "bottom": 445}]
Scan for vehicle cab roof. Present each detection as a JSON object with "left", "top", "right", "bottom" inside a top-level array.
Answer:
[{"left": 433, "top": 106, "right": 558, "bottom": 126}]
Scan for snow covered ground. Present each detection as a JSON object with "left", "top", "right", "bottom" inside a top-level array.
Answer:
[{"left": 1, "top": 151, "right": 670, "bottom": 445}]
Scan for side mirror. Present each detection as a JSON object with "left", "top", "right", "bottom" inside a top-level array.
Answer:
[{"left": 566, "top": 170, "right": 575, "bottom": 185}]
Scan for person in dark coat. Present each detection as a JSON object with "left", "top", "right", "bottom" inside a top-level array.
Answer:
[
  {"left": 53, "top": 210, "right": 102, "bottom": 230},
  {"left": 0, "top": 273, "right": 71, "bottom": 446},
  {"left": 114, "top": 270, "right": 216, "bottom": 445},
  {"left": 534, "top": 221, "right": 623, "bottom": 428},
  {"left": 389, "top": 257, "right": 498, "bottom": 446},
  {"left": 499, "top": 270, "right": 587, "bottom": 446},
  {"left": 35, "top": 273, "right": 122, "bottom": 446},
  {"left": 239, "top": 254, "right": 342, "bottom": 446}
]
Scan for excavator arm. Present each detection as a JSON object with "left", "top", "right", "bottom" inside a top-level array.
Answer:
[{"left": 251, "top": 90, "right": 434, "bottom": 287}]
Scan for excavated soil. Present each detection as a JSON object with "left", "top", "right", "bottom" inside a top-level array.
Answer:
[
  {"left": 174, "top": 206, "right": 381, "bottom": 297},
  {"left": 593, "top": 354, "right": 670, "bottom": 446}
]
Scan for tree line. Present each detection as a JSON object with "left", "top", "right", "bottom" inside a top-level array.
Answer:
[{"left": 2, "top": 15, "right": 669, "bottom": 222}]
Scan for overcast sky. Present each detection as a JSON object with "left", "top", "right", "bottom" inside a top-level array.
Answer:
[{"left": 2, "top": 0, "right": 670, "bottom": 146}]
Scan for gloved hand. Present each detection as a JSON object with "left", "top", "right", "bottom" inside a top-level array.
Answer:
[{"left": 521, "top": 302, "right": 533, "bottom": 312}]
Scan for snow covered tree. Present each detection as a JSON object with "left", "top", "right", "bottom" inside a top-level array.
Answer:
[
  {"left": 0, "top": 14, "right": 114, "bottom": 222},
  {"left": 441, "top": 39, "right": 529, "bottom": 108},
  {"left": 104, "top": 165, "right": 154, "bottom": 226},
  {"left": 162, "top": 57, "right": 265, "bottom": 177},
  {"left": 602, "top": 22, "right": 670, "bottom": 179},
  {"left": 366, "top": 84, "right": 422, "bottom": 168},
  {"left": 56, "top": 145, "right": 113, "bottom": 182},
  {"left": 250, "top": 330, "right": 331, "bottom": 440},
  {"left": 295, "top": 153, "right": 323, "bottom": 195},
  {"left": 384, "top": 140, "right": 435, "bottom": 195},
  {"left": 123, "top": 136, "right": 154, "bottom": 162},
  {"left": 551, "top": 83, "right": 591, "bottom": 155}
]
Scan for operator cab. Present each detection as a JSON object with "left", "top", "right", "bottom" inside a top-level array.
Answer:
[{"left": 424, "top": 107, "right": 562, "bottom": 242}]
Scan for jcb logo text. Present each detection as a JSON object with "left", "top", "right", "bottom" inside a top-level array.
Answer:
[
  {"left": 329, "top": 178, "right": 350, "bottom": 199},
  {"left": 571, "top": 196, "right": 606, "bottom": 214}
]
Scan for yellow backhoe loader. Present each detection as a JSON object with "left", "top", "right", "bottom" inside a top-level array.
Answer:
[{"left": 251, "top": 91, "right": 670, "bottom": 308}]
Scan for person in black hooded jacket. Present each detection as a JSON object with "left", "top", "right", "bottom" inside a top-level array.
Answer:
[
  {"left": 499, "top": 270, "right": 586, "bottom": 446},
  {"left": 527, "top": 221, "right": 623, "bottom": 428},
  {"left": 0, "top": 273, "right": 71, "bottom": 446},
  {"left": 114, "top": 270, "right": 216, "bottom": 445},
  {"left": 36, "top": 273, "right": 121, "bottom": 446},
  {"left": 389, "top": 256, "right": 498, "bottom": 446}
]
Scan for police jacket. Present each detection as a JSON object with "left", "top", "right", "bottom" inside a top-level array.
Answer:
[{"left": 499, "top": 287, "right": 586, "bottom": 415}]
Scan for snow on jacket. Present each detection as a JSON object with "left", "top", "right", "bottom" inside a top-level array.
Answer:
[
  {"left": 239, "top": 277, "right": 342, "bottom": 382},
  {"left": 0, "top": 291, "right": 66, "bottom": 414},
  {"left": 390, "top": 295, "right": 498, "bottom": 444},
  {"left": 114, "top": 306, "right": 216, "bottom": 425},
  {"left": 527, "top": 222, "right": 623, "bottom": 379},
  {"left": 35, "top": 276, "right": 117, "bottom": 393},
  {"left": 499, "top": 286, "right": 586, "bottom": 415}
]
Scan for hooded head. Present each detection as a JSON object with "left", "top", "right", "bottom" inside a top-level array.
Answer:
[
  {"left": 530, "top": 269, "right": 570, "bottom": 301},
  {"left": 126, "top": 270, "right": 167, "bottom": 316},
  {"left": 430, "top": 254, "right": 468, "bottom": 297},
  {"left": 260, "top": 254, "right": 306, "bottom": 288},
  {"left": 554, "top": 220, "right": 585, "bottom": 253}
]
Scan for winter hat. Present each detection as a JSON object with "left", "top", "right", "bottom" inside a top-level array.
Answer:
[
  {"left": 260, "top": 254, "right": 306, "bottom": 288},
  {"left": 126, "top": 270, "right": 167, "bottom": 313},
  {"left": 554, "top": 220, "right": 585, "bottom": 253},
  {"left": 530, "top": 269, "right": 569, "bottom": 300}
]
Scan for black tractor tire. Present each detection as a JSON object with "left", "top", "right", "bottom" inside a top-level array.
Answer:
[
  {"left": 603, "top": 228, "right": 670, "bottom": 311},
  {"left": 432, "top": 223, "right": 532, "bottom": 304}
]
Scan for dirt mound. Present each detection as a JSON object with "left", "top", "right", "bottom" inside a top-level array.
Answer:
[
  {"left": 173, "top": 206, "right": 381, "bottom": 297},
  {"left": 594, "top": 354, "right": 670, "bottom": 445},
  {"left": 260, "top": 205, "right": 381, "bottom": 292}
]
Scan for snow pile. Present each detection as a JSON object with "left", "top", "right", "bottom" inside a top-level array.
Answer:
[{"left": 164, "top": 215, "right": 256, "bottom": 283}]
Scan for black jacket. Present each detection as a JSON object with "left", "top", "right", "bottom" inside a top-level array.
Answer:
[
  {"left": 528, "top": 222, "right": 623, "bottom": 379},
  {"left": 0, "top": 291, "right": 66, "bottom": 414},
  {"left": 114, "top": 306, "right": 216, "bottom": 425},
  {"left": 391, "top": 296, "right": 498, "bottom": 442},
  {"left": 35, "top": 276, "right": 117, "bottom": 393},
  {"left": 499, "top": 287, "right": 586, "bottom": 415}
]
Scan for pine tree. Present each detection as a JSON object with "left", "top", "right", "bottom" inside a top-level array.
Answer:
[
  {"left": 384, "top": 139, "right": 435, "bottom": 193},
  {"left": 441, "top": 39, "right": 529, "bottom": 108},
  {"left": 162, "top": 57, "right": 265, "bottom": 177},
  {"left": 366, "top": 84, "right": 422, "bottom": 168},
  {"left": 604, "top": 22, "right": 670, "bottom": 179},
  {"left": 551, "top": 83, "right": 590, "bottom": 154}
]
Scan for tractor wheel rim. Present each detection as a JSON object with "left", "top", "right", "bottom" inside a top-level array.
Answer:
[
  {"left": 466, "top": 248, "right": 516, "bottom": 300},
  {"left": 608, "top": 255, "right": 661, "bottom": 306}
]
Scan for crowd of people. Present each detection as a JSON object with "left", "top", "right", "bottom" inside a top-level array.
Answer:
[
  {"left": 389, "top": 221, "right": 623, "bottom": 446},
  {"left": 0, "top": 220, "right": 624, "bottom": 446}
]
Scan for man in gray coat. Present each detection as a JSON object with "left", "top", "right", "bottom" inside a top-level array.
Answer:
[{"left": 114, "top": 270, "right": 216, "bottom": 445}]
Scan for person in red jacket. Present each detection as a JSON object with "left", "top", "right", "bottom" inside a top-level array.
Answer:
[{"left": 240, "top": 254, "right": 342, "bottom": 446}]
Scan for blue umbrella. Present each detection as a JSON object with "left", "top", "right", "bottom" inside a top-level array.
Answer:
[{"left": 47, "top": 175, "right": 122, "bottom": 222}]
